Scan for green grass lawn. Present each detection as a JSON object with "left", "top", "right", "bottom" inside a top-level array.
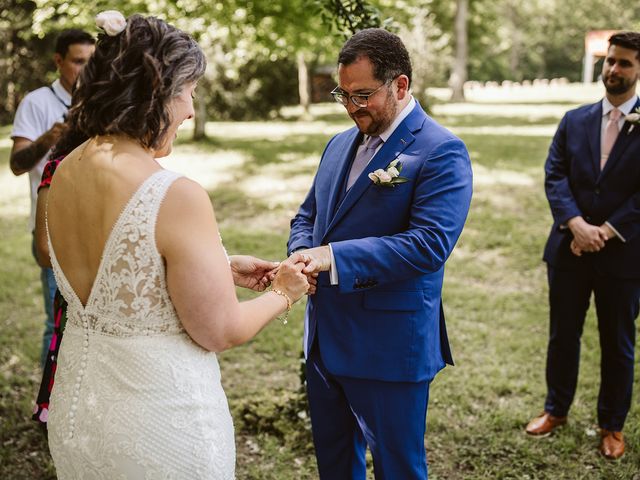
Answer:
[{"left": 1, "top": 99, "right": 639, "bottom": 479}]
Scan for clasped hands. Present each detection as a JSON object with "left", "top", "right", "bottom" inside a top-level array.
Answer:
[
  {"left": 230, "top": 246, "right": 332, "bottom": 295},
  {"left": 567, "top": 216, "right": 614, "bottom": 256}
]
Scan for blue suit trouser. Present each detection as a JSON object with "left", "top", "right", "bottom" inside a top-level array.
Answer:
[
  {"left": 306, "top": 340, "right": 430, "bottom": 479},
  {"left": 545, "top": 265, "right": 640, "bottom": 431}
]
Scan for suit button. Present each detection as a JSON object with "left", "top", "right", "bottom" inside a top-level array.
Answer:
[{"left": 595, "top": 188, "right": 600, "bottom": 195}]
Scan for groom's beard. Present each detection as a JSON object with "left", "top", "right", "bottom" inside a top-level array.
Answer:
[
  {"left": 602, "top": 72, "right": 636, "bottom": 95},
  {"left": 350, "top": 92, "right": 398, "bottom": 136}
]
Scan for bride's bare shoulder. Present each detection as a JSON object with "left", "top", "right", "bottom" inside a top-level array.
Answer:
[
  {"left": 156, "top": 177, "right": 217, "bottom": 255},
  {"left": 164, "top": 176, "right": 211, "bottom": 208},
  {"left": 159, "top": 176, "right": 216, "bottom": 226}
]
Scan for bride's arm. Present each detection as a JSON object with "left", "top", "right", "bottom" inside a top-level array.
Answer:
[
  {"left": 156, "top": 178, "right": 308, "bottom": 352},
  {"left": 35, "top": 187, "right": 52, "bottom": 268}
]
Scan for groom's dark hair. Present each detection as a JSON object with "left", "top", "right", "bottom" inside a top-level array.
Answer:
[
  {"left": 609, "top": 31, "right": 640, "bottom": 59},
  {"left": 338, "top": 28, "right": 412, "bottom": 87}
]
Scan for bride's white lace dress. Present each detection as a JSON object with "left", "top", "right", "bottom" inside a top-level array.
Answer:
[{"left": 47, "top": 170, "right": 235, "bottom": 479}]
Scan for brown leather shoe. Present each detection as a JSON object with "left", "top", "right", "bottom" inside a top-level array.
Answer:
[
  {"left": 525, "top": 411, "right": 567, "bottom": 437},
  {"left": 600, "top": 430, "right": 624, "bottom": 460}
]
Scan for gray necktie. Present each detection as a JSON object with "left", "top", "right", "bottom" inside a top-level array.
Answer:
[{"left": 346, "top": 135, "right": 383, "bottom": 190}]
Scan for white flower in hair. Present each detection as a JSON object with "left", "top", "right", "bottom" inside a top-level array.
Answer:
[{"left": 96, "top": 10, "right": 126, "bottom": 36}]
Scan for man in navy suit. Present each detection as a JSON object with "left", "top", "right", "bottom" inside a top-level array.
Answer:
[
  {"left": 288, "top": 29, "right": 472, "bottom": 479},
  {"left": 526, "top": 31, "right": 640, "bottom": 460}
]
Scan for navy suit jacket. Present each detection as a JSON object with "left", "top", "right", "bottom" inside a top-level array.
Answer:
[
  {"left": 543, "top": 98, "right": 640, "bottom": 278},
  {"left": 288, "top": 102, "right": 473, "bottom": 382}
]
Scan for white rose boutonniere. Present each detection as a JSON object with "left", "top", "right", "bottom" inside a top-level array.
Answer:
[
  {"left": 368, "top": 160, "right": 409, "bottom": 187},
  {"left": 625, "top": 107, "right": 640, "bottom": 133},
  {"left": 96, "top": 11, "right": 127, "bottom": 37}
]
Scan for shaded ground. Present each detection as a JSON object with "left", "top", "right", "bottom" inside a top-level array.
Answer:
[{"left": 1, "top": 97, "right": 639, "bottom": 479}]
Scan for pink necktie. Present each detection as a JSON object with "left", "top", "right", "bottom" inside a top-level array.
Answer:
[
  {"left": 601, "top": 108, "right": 622, "bottom": 169},
  {"left": 346, "top": 136, "right": 383, "bottom": 190}
]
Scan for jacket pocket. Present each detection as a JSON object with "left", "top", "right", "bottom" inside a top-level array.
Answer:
[{"left": 363, "top": 290, "right": 422, "bottom": 311}]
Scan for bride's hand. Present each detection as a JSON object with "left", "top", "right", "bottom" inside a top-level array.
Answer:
[
  {"left": 229, "top": 255, "right": 280, "bottom": 292},
  {"left": 285, "top": 252, "right": 318, "bottom": 294},
  {"left": 271, "top": 253, "right": 310, "bottom": 303}
]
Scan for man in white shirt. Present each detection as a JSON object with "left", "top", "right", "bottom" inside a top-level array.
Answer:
[{"left": 10, "top": 29, "right": 94, "bottom": 366}]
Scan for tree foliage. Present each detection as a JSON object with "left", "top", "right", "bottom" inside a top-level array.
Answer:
[
  {"left": 2, "top": 0, "right": 640, "bottom": 124},
  {"left": 314, "top": 0, "right": 389, "bottom": 38},
  {"left": 0, "top": 0, "right": 57, "bottom": 122}
]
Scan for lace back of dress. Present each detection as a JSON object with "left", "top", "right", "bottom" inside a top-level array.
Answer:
[{"left": 51, "top": 170, "right": 185, "bottom": 337}]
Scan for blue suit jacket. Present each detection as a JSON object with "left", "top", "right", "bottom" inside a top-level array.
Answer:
[
  {"left": 288, "top": 102, "right": 473, "bottom": 382},
  {"left": 543, "top": 98, "right": 640, "bottom": 278}
]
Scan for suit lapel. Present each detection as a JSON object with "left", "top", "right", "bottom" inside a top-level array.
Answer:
[
  {"left": 324, "top": 129, "right": 362, "bottom": 233},
  {"left": 324, "top": 103, "right": 425, "bottom": 239},
  {"left": 585, "top": 102, "right": 602, "bottom": 178},
  {"left": 601, "top": 98, "right": 640, "bottom": 179}
]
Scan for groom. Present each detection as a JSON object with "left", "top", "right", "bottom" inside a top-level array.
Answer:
[{"left": 288, "top": 28, "right": 472, "bottom": 479}]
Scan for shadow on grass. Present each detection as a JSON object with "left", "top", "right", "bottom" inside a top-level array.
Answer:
[
  {"left": 462, "top": 134, "right": 549, "bottom": 171},
  {"left": 0, "top": 215, "right": 56, "bottom": 480},
  {"left": 208, "top": 186, "right": 272, "bottom": 224},
  {"left": 178, "top": 133, "right": 329, "bottom": 176},
  {"left": 3, "top": 103, "right": 640, "bottom": 478}
]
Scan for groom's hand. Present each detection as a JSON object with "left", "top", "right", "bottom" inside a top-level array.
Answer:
[
  {"left": 297, "top": 246, "right": 332, "bottom": 274},
  {"left": 229, "top": 255, "right": 280, "bottom": 291}
]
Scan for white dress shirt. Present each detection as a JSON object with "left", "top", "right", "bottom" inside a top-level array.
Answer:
[{"left": 11, "top": 79, "right": 71, "bottom": 231}]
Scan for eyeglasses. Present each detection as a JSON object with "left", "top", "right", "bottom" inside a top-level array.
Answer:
[{"left": 330, "top": 81, "right": 390, "bottom": 108}]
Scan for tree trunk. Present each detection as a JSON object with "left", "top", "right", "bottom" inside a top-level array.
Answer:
[
  {"left": 507, "top": 2, "right": 522, "bottom": 80},
  {"left": 297, "top": 51, "right": 312, "bottom": 120},
  {"left": 449, "top": 0, "right": 468, "bottom": 102},
  {"left": 192, "top": 94, "right": 207, "bottom": 141}
]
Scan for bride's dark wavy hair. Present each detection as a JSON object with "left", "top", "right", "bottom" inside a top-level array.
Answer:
[{"left": 68, "top": 14, "right": 206, "bottom": 150}]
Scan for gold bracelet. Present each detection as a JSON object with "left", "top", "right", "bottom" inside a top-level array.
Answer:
[{"left": 270, "top": 288, "right": 291, "bottom": 324}]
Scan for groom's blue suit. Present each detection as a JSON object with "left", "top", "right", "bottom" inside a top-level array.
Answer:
[{"left": 288, "top": 101, "right": 472, "bottom": 478}]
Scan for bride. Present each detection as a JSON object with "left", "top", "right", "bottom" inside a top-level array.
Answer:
[{"left": 45, "top": 12, "right": 310, "bottom": 479}]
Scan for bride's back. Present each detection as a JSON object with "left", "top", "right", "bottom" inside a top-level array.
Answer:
[
  {"left": 47, "top": 137, "right": 161, "bottom": 306},
  {"left": 46, "top": 13, "right": 239, "bottom": 480}
]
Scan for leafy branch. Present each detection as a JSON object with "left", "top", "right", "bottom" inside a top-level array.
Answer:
[{"left": 313, "top": 0, "right": 394, "bottom": 39}]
